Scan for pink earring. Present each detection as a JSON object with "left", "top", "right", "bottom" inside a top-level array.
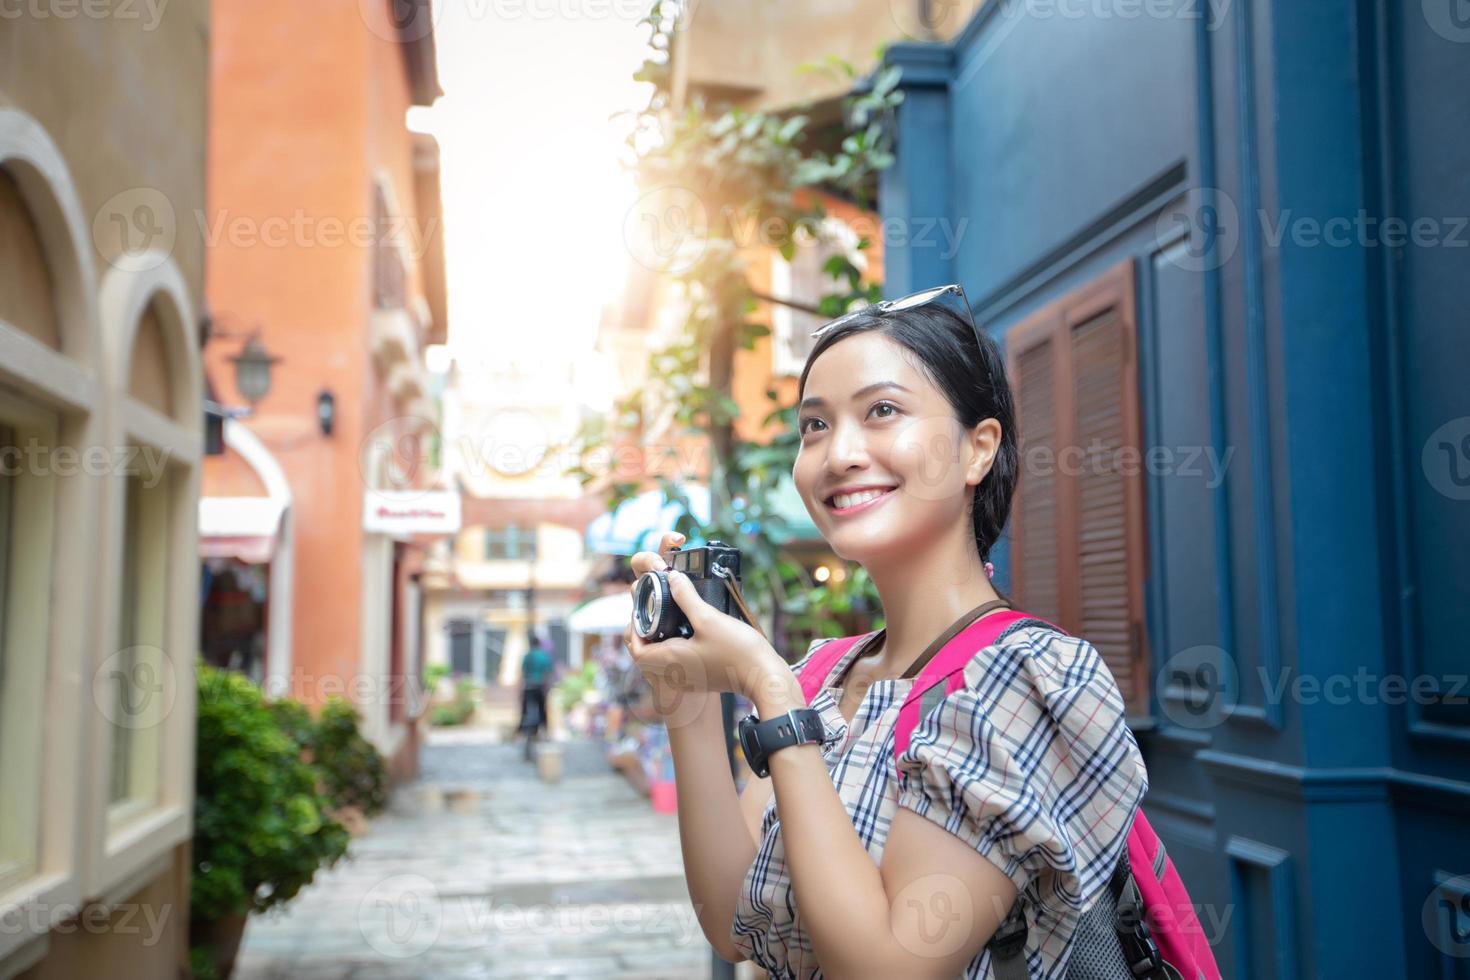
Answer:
[{"left": 984, "top": 561, "right": 995, "bottom": 580}]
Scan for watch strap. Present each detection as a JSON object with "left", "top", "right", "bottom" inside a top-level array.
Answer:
[{"left": 743, "top": 707, "right": 824, "bottom": 776}]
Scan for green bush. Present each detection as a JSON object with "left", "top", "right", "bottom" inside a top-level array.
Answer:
[
  {"left": 553, "top": 660, "right": 599, "bottom": 713},
  {"left": 266, "top": 697, "right": 315, "bottom": 749},
  {"left": 265, "top": 696, "right": 386, "bottom": 815},
  {"left": 192, "top": 664, "right": 351, "bottom": 924},
  {"left": 429, "top": 702, "right": 471, "bottom": 726},
  {"left": 429, "top": 677, "right": 478, "bottom": 726},
  {"left": 423, "top": 662, "right": 450, "bottom": 689},
  {"left": 312, "top": 698, "right": 388, "bottom": 816}
]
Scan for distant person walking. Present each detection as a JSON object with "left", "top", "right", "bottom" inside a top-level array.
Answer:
[{"left": 518, "top": 632, "right": 554, "bottom": 760}]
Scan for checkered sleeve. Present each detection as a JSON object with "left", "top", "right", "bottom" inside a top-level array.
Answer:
[{"left": 893, "top": 628, "right": 1149, "bottom": 925}]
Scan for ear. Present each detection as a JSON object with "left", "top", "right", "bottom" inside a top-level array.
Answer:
[{"left": 965, "top": 418, "right": 1003, "bottom": 487}]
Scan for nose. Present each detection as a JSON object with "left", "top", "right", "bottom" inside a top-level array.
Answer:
[{"left": 824, "top": 416, "right": 871, "bottom": 476}]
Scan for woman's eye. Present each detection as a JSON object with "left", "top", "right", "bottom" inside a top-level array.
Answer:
[
  {"left": 871, "top": 402, "right": 900, "bottom": 419},
  {"left": 799, "top": 418, "right": 825, "bottom": 436}
]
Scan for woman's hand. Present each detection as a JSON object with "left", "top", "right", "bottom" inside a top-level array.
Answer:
[{"left": 622, "top": 532, "right": 793, "bottom": 725}]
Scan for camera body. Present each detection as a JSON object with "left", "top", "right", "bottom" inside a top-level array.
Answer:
[{"left": 632, "top": 540, "right": 745, "bottom": 642}]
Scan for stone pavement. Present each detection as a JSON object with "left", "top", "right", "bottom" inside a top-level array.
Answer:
[{"left": 235, "top": 732, "right": 716, "bottom": 979}]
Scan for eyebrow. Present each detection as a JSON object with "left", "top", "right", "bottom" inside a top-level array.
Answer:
[{"left": 799, "top": 381, "right": 913, "bottom": 412}]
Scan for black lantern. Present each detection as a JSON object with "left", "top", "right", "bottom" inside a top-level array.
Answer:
[
  {"left": 230, "top": 331, "right": 281, "bottom": 406},
  {"left": 317, "top": 389, "right": 336, "bottom": 436}
]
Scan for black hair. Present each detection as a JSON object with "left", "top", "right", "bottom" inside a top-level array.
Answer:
[{"left": 796, "top": 302, "right": 1019, "bottom": 565}]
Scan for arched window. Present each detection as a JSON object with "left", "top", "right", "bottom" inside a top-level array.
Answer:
[
  {"left": 92, "top": 255, "right": 202, "bottom": 897},
  {"left": 0, "top": 107, "right": 106, "bottom": 961}
]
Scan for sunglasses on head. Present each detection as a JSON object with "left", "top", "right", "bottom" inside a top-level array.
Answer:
[{"left": 809, "top": 283, "right": 980, "bottom": 345}]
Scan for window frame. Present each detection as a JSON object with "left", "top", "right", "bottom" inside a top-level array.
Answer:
[
  {"left": 106, "top": 467, "right": 173, "bottom": 827},
  {"left": 86, "top": 258, "right": 202, "bottom": 905},
  {"left": 0, "top": 107, "right": 109, "bottom": 967},
  {"left": 484, "top": 523, "right": 536, "bottom": 561},
  {"left": 0, "top": 399, "right": 59, "bottom": 896}
]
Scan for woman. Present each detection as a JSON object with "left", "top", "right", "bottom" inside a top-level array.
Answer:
[{"left": 623, "top": 287, "right": 1147, "bottom": 978}]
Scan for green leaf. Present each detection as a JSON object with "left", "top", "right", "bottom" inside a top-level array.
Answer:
[
  {"left": 777, "top": 115, "right": 808, "bottom": 143},
  {"left": 873, "top": 65, "right": 902, "bottom": 97}
]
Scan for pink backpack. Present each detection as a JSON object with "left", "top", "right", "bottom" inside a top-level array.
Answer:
[{"left": 797, "top": 611, "right": 1221, "bottom": 980}]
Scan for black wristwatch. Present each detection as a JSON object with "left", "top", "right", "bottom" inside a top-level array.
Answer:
[{"left": 737, "top": 708, "right": 825, "bottom": 778}]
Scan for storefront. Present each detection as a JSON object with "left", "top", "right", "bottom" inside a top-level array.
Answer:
[{"left": 198, "top": 418, "right": 293, "bottom": 693}]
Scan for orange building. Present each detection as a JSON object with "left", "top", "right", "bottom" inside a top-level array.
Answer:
[{"left": 200, "top": 0, "right": 449, "bottom": 779}]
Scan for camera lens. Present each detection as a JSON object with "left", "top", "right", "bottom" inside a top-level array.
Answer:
[{"left": 632, "top": 570, "right": 671, "bottom": 640}]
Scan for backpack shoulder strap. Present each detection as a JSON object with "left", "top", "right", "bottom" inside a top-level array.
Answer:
[
  {"left": 796, "top": 633, "right": 873, "bottom": 705},
  {"left": 892, "top": 610, "right": 1054, "bottom": 762}
]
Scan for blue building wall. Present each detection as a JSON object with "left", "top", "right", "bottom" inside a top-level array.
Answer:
[{"left": 879, "top": 3, "right": 1470, "bottom": 977}]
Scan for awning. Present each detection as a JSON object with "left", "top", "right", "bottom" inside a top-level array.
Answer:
[
  {"left": 199, "top": 497, "right": 287, "bottom": 565},
  {"left": 567, "top": 591, "right": 633, "bottom": 634},
  {"left": 584, "top": 484, "right": 711, "bottom": 555}
]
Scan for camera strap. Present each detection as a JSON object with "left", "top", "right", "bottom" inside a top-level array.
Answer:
[{"left": 712, "top": 567, "right": 768, "bottom": 642}]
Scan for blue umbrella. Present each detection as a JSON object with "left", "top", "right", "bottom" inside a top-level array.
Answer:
[{"left": 584, "top": 484, "right": 712, "bottom": 555}]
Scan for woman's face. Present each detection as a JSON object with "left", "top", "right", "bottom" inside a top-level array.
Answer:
[{"left": 794, "top": 331, "right": 993, "bottom": 564}]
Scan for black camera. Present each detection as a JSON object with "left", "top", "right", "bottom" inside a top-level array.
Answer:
[{"left": 632, "top": 540, "right": 748, "bottom": 642}]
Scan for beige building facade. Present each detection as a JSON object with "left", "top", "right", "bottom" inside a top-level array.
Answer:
[{"left": 1, "top": 3, "right": 210, "bottom": 977}]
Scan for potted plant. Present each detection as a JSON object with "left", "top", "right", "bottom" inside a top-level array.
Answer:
[{"left": 189, "top": 665, "right": 352, "bottom": 978}]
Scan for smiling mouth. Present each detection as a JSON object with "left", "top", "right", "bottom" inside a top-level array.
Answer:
[{"left": 824, "top": 487, "right": 897, "bottom": 515}]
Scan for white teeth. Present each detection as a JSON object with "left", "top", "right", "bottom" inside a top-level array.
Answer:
[{"left": 831, "top": 488, "right": 890, "bottom": 510}]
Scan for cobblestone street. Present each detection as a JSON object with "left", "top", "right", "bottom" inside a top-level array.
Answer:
[{"left": 236, "top": 731, "right": 713, "bottom": 979}]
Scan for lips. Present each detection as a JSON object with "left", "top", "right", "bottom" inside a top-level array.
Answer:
[{"left": 824, "top": 485, "right": 897, "bottom": 516}]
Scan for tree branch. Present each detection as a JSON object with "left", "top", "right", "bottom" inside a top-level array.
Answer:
[{"left": 750, "top": 289, "right": 826, "bottom": 318}]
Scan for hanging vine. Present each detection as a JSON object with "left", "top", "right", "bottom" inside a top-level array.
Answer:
[{"left": 567, "top": 2, "right": 904, "bottom": 649}]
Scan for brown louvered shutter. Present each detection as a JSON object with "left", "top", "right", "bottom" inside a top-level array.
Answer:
[
  {"left": 1012, "top": 339, "right": 1062, "bottom": 625},
  {"left": 1005, "top": 261, "right": 1149, "bottom": 716}
]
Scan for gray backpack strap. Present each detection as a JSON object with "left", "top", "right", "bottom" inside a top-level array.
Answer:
[
  {"left": 986, "top": 903, "right": 1031, "bottom": 980},
  {"left": 1110, "top": 856, "right": 1183, "bottom": 980},
  {"left": 915, "top": 682, "right": 948, "bottom": 728}
]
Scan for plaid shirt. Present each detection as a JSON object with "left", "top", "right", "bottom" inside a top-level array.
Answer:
[{"left": 730, "top": 622, "right": 1148, "bottom": 979}]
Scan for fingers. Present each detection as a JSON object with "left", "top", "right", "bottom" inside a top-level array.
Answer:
[
  {"left": 631, "top": 638, "right": 693, "bottom": 681},
  {"left": 629, "top": 550, "right": 666, "bottom": 578},
  {"left": 629, "top": 531, "right": 686, "bottom": 576},
  {"left": 664, "top": 569, "right": 708, "bottom": 628}
]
